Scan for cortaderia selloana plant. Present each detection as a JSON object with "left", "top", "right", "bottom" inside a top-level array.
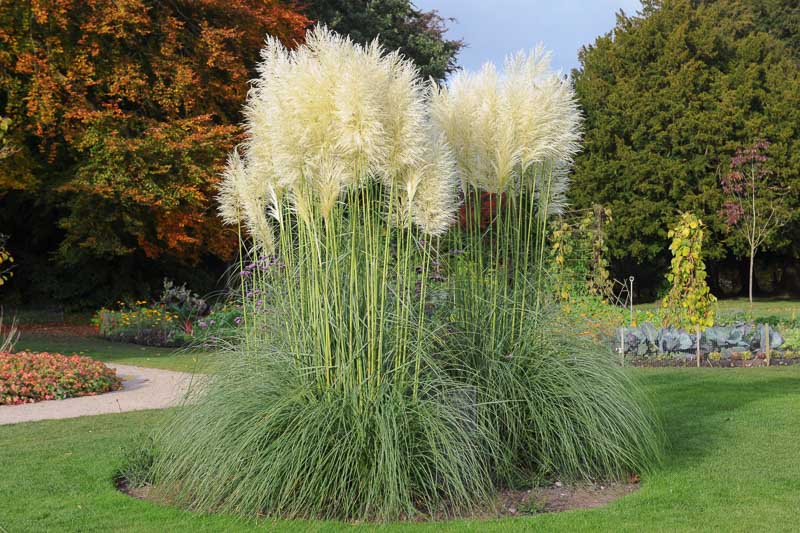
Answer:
[
  {"left": 134, "top": 27, "right": 496, "bottom": 521},
  {"left": 122, "top": 29, "right": 662, "bottom": 522},
  {"left": 430, "top": 49, "right": 662, "bottom": 484}
]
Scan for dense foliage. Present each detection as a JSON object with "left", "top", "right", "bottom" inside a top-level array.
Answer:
[
  {"left": 570, "top": 0, "right": 800, "bottom": 295},
  {"left": 302, "top": 0, "right": 462, "bottom": 81},
  {"left": 0, "top": 0, "right": 310, "bottom": 306},
  {"left": 0, "top": 0, "right": 464, "bottom": 308},
  {"left": 0, "top": 351, "right": 121, "bottom": 405},
  {"left": 0, "top": 233, "right": 12, "bottom": 287}
]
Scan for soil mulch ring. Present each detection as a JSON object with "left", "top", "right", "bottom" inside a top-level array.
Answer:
[
  {"left": 493, "top": 479, "right": 638, "bottom": 516},
  {"left": 118, "top": 478, "right": 639, "bottom": 521}
]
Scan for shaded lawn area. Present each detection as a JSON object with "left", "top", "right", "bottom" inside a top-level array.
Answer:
[
  {"left": 2, "top": 368, "right": 800, "bottom": 531},
  {"left": 14, "top": 332, "right": 217, "bottom": 373},
  {"left": 639, "top": 298, "right": 800, "bottom": 322}
]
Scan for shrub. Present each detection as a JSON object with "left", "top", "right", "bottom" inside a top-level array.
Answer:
[
  {"left": 158, "top": 278, "right": 208, "bottom": 321},
  {"left": 0, "top": 351, "right": 121, "bottom": 405}
]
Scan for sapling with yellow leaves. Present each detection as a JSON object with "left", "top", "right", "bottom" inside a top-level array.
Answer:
[{"left": 662, "top": 212, "right": 717, "bottom": 366}]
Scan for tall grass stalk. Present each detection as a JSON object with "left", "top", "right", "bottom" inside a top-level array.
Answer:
[
  {"left": 0, "top": 308, "right": 19, "bottom": 353},
  {"left": 430, "top": 48, "right": 581, "bottom": 348}
]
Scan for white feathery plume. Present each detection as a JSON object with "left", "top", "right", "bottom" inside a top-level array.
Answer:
[
  {"left": 407, "top": 133, "right": 460, "bottom": 236},
  {"left": 536, "top": 160, "right": 571, "bottom": 216},
  {"left": 430, "top": 46, "right": 582, "bottom": 201},
  {"left": 376, "top": 49, "right": 427, "bottom": 185},
  {"left": 217, "top": 148, "right": 248, "bottom": 227},
  {"left": 218, "top": 25, "right": 460, "bottom": 240}
]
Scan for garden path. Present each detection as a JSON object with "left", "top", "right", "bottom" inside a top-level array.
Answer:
[{"left": 0, "top": 364, "right": 197, "bottom": 425}]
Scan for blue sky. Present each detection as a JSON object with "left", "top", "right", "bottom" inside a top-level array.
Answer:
[{"left": 413, "top": 0, "right": 643, "bottom": 75}]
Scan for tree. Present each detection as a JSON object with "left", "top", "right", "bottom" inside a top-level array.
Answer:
[
  {"left": 661, "top": 212, "right": 716, "bottom": 367},
  {"left": 0, "top": 0, "right": 309, "bottom": 305},
  {"left": 0, "top": 117, "right": 16, "bottom": 160},
  {"left": 0, "top": 234, "right": 13, "bottom": 288},
  {"left": 301, "top": 0, "right": 463, "bottom": 81},
  {"left": 720, "top": 140, "right": 789, "bottom": 306},
  {"left": 570, "top": 0, "right": 800, "bottom": 294}
]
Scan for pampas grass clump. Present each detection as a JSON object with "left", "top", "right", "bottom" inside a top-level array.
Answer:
[
  {"left": 123, "top": 29, "right": 661, "bottom": 522},
  {"left": 440, "top": 306, "right": 662, "bottom": 484}
]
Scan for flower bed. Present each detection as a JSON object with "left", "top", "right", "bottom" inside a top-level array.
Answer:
[
  {"left": 93, "top": 302, "right": 241, "bottom": 348},
  {"left": 94, "top": 303, "right": 190, "bottom": 347},
  {"left": 0, "top": 351, "right": 122, "bottom": 405}
]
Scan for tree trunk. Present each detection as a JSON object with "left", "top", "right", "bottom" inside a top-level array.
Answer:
[{"left": 749, "top": 246, "right": 755, "bottom": 313}]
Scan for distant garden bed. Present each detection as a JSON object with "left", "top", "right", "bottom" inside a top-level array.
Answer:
[{"left": 93, "top": 280, "right": 241, "bottom": 348}]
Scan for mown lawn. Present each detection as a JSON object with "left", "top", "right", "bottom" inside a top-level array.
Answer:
[
  {"left": 14, "top": 332, "right": 216, "bottom": 373},
  {"left": 2, "top": 367, "right": 799, "bottom": 532},
  {"left": 639, "top": 298, "right": 800, "bottom": 323}
]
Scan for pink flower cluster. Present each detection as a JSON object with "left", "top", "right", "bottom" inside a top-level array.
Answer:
[{"left": 0, "top": 351, "right": 122, "bottom": 405}]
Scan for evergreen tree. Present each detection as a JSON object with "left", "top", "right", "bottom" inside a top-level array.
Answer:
[
  {"left": 302, "top": 0, "right": 463, "bottom": 81},
  {"left": 570, "top": 0, "right": 800, "bottom": 293}
]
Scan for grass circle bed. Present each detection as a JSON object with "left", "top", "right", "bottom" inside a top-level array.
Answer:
[{"left": 0, "top": 351, "right": 121, "bottom": 405}]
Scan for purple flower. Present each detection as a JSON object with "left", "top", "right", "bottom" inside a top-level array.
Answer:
[
  {"left": 198, "top": 321, "right": 208, "bottom": 328},
  {"left": 234, "top": 316, "right": 242, "bottom": 325}
]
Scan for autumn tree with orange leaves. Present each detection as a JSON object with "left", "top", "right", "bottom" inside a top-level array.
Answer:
[{"left": 0, "top": 0, "right": 309, "bottom": 304}]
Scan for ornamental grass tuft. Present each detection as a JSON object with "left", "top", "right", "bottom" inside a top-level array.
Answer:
[{"left": 124, "top": 27, "right": 662, "bottom": 522}]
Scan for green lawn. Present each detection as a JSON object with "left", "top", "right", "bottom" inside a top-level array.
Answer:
[
  {"left": 14, "top": 332, "right": 217, "bottom": 373},
  {"left": 711, "top": 298, "right": 800, "bottom": 321},
  {"left": 2, "top": 368, "right": 799, "bottom": 532},
  {"left": 639, "top": 297, "right": 800, "bottom": 322}
]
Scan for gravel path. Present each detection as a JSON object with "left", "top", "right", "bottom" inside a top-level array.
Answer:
[{"left": 0, "top": 364, "right": 198, "bottom": 425}]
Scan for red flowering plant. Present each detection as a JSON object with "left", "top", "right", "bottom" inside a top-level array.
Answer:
[{"left": 0, "top": 351, "right": 122, "bottom": 405}]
